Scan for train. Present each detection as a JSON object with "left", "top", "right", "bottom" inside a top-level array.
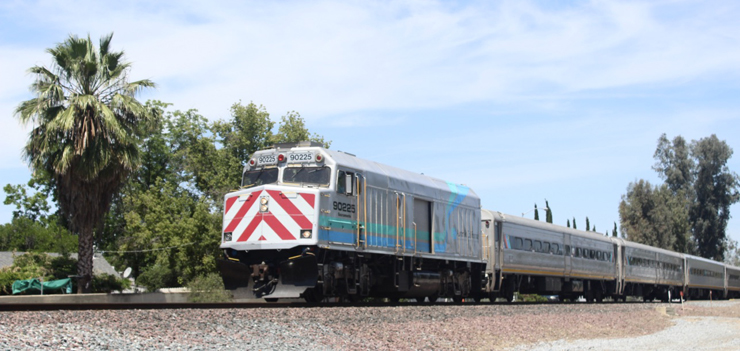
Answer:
[{"left": 217, "top": 141, "right": 740, "bottom": 302}]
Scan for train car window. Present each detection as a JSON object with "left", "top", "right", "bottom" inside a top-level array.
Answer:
[
  {"left": 514, "top": 237, "right": 523, "bottom": 250},
  {"left": 588, "top": 250, "right": 594, "bottom": 260},
  {"left": 543, "top": 242, "right": 551, "bottom": 254},
  {"left": 241, "top": 168, "right": 279, "bottom": 188},
  {"left": 534, "top": 241, "right": 542, "bottom": 252},
  {"left": 596, "top": 251, "right": 602, "bottom": 261},
  {"left": 552, "top": 243, "right": 559, "bottom": 255},
  {"left": 524, "top": 239, "right": 533, "bottom": 251},
  {"left": 575, "top": 248, "right": 581, "bottom": 258},
  {"left": 284, "top": 166, "right": 332, "bottom": 188}
]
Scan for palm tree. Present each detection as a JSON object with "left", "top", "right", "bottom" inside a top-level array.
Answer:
[{"left": 16, "top": 33, "right": 157, "bottom": 293}]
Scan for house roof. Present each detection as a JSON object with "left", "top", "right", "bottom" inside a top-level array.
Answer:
[{"left": 0, "top": 252, "right": 120, "bottom": 277}]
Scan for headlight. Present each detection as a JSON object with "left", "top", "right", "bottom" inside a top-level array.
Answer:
[
  {"left": 301, "top": 230, "right": 312, "bottom": 239},
  {"left": 224, "top": 232, "right": 232, "bottom": 242},
  {"left": 260, "top": 197, "right": 269, "bottom": 205},
  {"left": 260, "top": 204, "right": 269, "bottom": 212}
]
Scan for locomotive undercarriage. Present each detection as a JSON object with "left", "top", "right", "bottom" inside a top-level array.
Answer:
[{"left": 218, "top": 246, "right": 485, "bottom": 302}]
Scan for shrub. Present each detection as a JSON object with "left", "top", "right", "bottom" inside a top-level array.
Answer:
[
  {"left": 92, "top": 273, "right": 131, "bottom": 293},
  {"left": 0, "top": 270, "right": 25, "bottom": 295},
  {"left": 136, "top": 264, "right": 176, "bottom": 292},
  {"left": 186, "top": 273, "right": 232, "bottom": 303},
  {"left": 49, "top": 255, "right": 77, "bottom": 280}
]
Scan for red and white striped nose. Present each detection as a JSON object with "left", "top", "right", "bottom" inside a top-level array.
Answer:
[{"left": 223, "top": 189, "right": 316, "bottom": 245}]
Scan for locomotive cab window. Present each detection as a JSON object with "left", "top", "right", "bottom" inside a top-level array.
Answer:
[
  {"left": 284, "top": 166, "right": 331, "bottom": 187},
  {"left": 242, "top": 167, "right": 279, "bottom": 188}
]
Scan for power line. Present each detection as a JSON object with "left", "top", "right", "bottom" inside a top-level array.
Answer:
[{"left": 97, "top": 242, "right": 196, "bottom": 254}]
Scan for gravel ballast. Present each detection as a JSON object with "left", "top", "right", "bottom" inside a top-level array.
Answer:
[{"left": 0, "top": 301, "right": 736, "bottom": 350}]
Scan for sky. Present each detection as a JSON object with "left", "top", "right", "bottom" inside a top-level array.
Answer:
[{"left": 1, "top": 0, "right": 740, "bottom": 244}]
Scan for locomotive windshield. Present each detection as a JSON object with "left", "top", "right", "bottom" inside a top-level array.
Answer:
[
  {"left": 283, "top": 166, "right": 331, "bottom": 187},
  {"left": 241, "top": 168, "right": 279, "bottom": 188}
]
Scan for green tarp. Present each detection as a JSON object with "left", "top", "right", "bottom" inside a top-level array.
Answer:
[{"left": 12, "top": 278, "right": 73, "bottom": 295}]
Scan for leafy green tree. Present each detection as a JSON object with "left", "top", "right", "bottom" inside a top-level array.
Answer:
[
  {"left": 534, "top": 204, "right": 539, "bottom": 221},
  {"left": 3, "top": 173, "right": 77, "bottom": 254},
  {"left": 273, "top": 111, "right": 331, "bottom": 147},
  {"left": 653, "top": 134, "right": 693, "bottom": 253},
  {"left": 0, "top": 218, "right": 77, "bottom": 254},
  {"left": 545, "top": 200, "right": 552, "bottom": 223},
  {"left": 690, "top": 135, "right": 740, "bottom": 261},
  {"left": 619, "top": 180, "right": 677, "bottom": 250},
  {"left": 15, "top": 33, "right": 158, "bottom": 292}
]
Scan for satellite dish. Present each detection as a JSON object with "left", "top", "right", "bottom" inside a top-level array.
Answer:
[{"left": 123, "top": 267, "right": 132, "bottom": 279}]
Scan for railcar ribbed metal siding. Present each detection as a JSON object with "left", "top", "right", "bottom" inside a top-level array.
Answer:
[{"left": 317, "top": 149, "right": 482, "bottom": 262}]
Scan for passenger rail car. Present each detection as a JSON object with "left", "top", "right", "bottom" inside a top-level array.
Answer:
[
  {"left": 218, "top": 141, "right": 483, "bottom": 302},
  {"left": 481, "top": 211, "right": 617, "bottom": 302},
  {"left": 685, "top": 255, "right": 726, "bottom": 299},
  {"left": 615, "top": 240, "right": 684, "bottom": 301},
  {"left": 218, "top": 142, "right": 740, "bottom": 302}
]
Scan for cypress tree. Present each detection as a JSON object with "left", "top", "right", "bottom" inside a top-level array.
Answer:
[
  {"left": 586, "top": 217, "right": 590, "bottom": 231},
  {"left": 612, "top": 222, "right": 618, "bottom": 237},
  {"left": 567, "top": 219, "right": 571, "bottom": 228},
  {"left": 545, "top": 200, "right": 553, "bottom": 223},
  {"left": 534, "top": 204, "right": 539, "bottom": 221},
  {"left": 573, "top": 217, "right": 577, "bottom": 229}
]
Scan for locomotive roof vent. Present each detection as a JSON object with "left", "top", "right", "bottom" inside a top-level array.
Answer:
[{"left": 273, "top": 141, "right": 325, "bottom": 149}]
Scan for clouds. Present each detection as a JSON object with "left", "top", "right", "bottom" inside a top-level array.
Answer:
[
  {"left": 1, "top": 0, "right": 740, "bottom": 239},
  {"left": 5, "top": 0, "right": 740, "bottom": 120}
]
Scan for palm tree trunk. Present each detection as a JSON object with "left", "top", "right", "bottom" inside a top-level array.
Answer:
[{"left": 77, "top": 223, "right": 95, "bottom": 293}]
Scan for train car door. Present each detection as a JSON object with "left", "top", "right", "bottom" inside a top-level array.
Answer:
[
  {"left": 413, "top": 198, "right": 432, "bottom": 253},
  {"left": 614, "top": 242, "right": 623, "bottom": 295},
  {"left": 336, "top": 170, "right": 365, "bottom": 248},
  {"left": 395, "top": 192, "right": 407, "bottom": 254},
  {"left": 563, "top": 233, "right": 572, "bottom": 278}
]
